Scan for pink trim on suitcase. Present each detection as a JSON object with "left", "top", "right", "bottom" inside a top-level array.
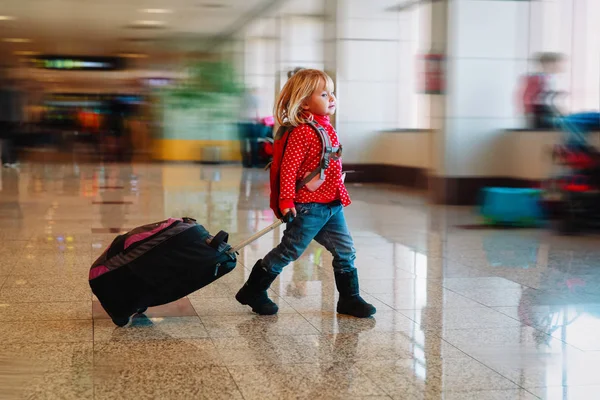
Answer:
[
  {"left": 89, "top": 265, "right": 110, "bottom": 280},
  {"left": 124, "top": 218, "right": 181, "bottom": 250}
]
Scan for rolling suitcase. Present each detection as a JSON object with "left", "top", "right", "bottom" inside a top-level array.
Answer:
[{"left": 89, "top": 216, "right": 287, "bottom": 327}]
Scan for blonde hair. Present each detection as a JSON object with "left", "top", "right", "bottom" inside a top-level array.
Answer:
[{"left": 274, "top": 69, "right": 334, "bottom": 127}]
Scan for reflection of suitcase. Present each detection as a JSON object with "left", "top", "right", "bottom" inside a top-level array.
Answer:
[{"left": 89, "top": 217, "right": 285, "bottom": 327}]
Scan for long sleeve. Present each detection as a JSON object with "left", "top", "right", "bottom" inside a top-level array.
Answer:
[{"left": 278, "top": 125, "right": 311, "bottom": 211}]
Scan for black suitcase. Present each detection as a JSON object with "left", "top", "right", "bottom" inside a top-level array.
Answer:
[{"left": 89, "top": 216, "right": 284, "bottom": 326}]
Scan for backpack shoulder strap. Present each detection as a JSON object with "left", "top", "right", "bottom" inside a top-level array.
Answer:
[
  {"left": 274, "top": 125, "right": 291, "bottom": 141},
  {"left": 295, "top": 120, "right": 342, "bottom": 191}
]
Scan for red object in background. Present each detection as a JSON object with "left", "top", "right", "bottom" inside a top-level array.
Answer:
[
  {"left": 521, "top": 74, "right": 544, "bottom": 114},
  {"left": 553, "top": 145, "right": 598, "bottom": 169},
  {"left": 420, "top": 54, "right": 445, "bottom": 94},
  {"left": 562, "top": 174, "right": 592, "bottom": 192},
  {"left": 261, "top": 116, "right": 275, "bottom": 127},
  {"left": 565, "top": 183, "right": 591, "bottom": 192}
]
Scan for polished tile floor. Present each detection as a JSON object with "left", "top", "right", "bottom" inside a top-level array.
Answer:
[{"left": 0, "top": 162, "right": 599, "bottom": 399}]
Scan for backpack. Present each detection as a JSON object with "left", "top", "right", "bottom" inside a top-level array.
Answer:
[{"left": 267, "top": 120, "right": 342, "bottom": 219}]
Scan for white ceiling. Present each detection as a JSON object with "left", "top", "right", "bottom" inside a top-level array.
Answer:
[{"left": 0, "top": 0, "right": 272, "bottom": 59}]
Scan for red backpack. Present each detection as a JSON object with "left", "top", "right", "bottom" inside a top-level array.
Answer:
[{"left": 268, "top": 120, "right": 342, "bottom": 219}]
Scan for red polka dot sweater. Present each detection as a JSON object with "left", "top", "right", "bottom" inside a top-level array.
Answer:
[{"left": 279, "top": 114, "right": 351, "bottom": 212}]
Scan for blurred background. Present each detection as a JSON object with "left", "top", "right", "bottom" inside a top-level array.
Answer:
[{"left": 0, "top": 0, "right": 598, "bottom": 204}]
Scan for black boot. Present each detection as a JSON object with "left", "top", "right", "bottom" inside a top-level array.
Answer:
[
  {"left": 235, "top": 260, "right": 279, "bottom": 315},
  {"left": 335, "top": 269, "right": 376, "bottom": 318}
]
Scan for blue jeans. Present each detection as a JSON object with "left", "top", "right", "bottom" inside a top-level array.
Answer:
[{"left": 262, "top": 201, "right": 356, "bottom": 275}]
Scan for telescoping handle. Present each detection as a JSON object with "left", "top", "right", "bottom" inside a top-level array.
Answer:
[{"left": 228, "top": 212, "right": 294, "bottom": 254}]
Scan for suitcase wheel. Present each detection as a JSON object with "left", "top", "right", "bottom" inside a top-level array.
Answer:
[{"left": 112, "top": 316, "right": 131, "bottom": 327}]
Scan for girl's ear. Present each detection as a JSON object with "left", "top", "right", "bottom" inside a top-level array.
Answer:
[{"left": 301, "top": 102, "right": 310, "bottom": 110}]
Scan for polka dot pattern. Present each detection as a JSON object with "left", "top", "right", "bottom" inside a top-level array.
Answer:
[{"left": 279, "top": 116, "right": 351, "bottom": 210}]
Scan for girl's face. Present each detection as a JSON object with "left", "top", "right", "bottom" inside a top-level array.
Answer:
[{"left": 303, "top": 81, "right": 336, "bottom": 117}]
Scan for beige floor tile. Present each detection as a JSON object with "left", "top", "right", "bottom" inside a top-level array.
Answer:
[
  {"left": 326, "top": 331, "right": 469, "bottom": 363},
  {"left": 447, "top": 287, "right": 532, "bottom": 307},
  {"left": 94, "top": 338, "right": 223, "bottom": 367},
  {"left": 301, "top": 311, "right": 416, "bottom": 335},
  {"left": 228, "top": 363, "right": 387, "bottom": 400},
  {"left": 94, "top": 365, "right": 243, "bottom": 400},
  {"left": 0, "top": 342, "right": 93, "bottom": 372},
  {"left": 371, "top": 288, "right": 487, "bottom": 310},
  {"left": 93, "top": 316, "right": 209, "bottom": 342},
  {"left": 530, "top": 385, "right": 600, "bottom": 400},
  {"left": 2, "top": 273, "right": 90, "bottom": 288},
  {"left": 0, "top": 320, "right": 92, "bottom": 344},
  {"left": 398, "top": 307, "right": 523, "bottom": 330},
  {"left": 0, "top": 262, "right": 16, "bottom": 275},
  {"left": 435, "top": 390, "right": 538, "bottom": 400},
  {"left": 201, "top": 313, "right": 320, "bottom": 337},
  {"left": 0, "top": 284, "right": 92, "bottom": 303},
  {"left": 357, "top": 358, "right": 521, "bottom": 399},
  {"left": 284, "top": 293, "right": 395, "bottom": 314},
  {"left": 0, "top": 301, "right": 91, "bottom": 321},
  {"left": 1, "top": 370, "right": 93, "bottom": 400},
  {"left": 441, "top": 326, "right": 577, "bottom": 359},
  {"left": 4, "top": 162, "right": 600, "bottom": 399},
  {"left": 212, "top": 334, "right": 338, "bottom": 366}
]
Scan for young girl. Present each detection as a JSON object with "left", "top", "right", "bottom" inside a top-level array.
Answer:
[{"left": 235, "top": 69, "right": 376, "bottom": 318}]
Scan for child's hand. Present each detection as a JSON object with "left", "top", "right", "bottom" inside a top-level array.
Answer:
[{"left": 282, "top": 208, "right": 297, "bottom": 218}]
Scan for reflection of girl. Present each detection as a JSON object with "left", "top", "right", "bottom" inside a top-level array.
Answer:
[
  {"left": 0, "top": 168, "right": 23, "bottom": 229},
  {"left": 286, "top": 247, "right": 323, "bottom": 298},
  {"left": 98, "top": 165, "right": 132, "bottom": 231}
]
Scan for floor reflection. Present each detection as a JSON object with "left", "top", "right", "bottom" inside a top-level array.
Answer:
[{"left": 1, "top": 163, "right": 600, "bottom": 398}]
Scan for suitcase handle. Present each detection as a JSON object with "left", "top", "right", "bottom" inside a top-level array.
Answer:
[
  {"left": 228, "top": 212, "right": 294, "bottom": 254},
  {"left": 209, "top": 230, "right": 230, "bottom": 252}
]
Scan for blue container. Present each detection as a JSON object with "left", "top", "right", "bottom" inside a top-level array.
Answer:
[{"left": 480, "top": 187, "right": 543, "bottom": 226}]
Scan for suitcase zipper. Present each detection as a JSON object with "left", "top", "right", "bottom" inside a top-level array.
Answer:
[{"left": 123, "top": 220, "right": 182, "bottom": 255}]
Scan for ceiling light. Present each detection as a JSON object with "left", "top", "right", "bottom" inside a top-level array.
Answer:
[
  {"left": 134, "top": 20, "right": 165, "bottom": 26},
  {"left": 3, "top": 38, "right": 32, "bottom": 43},
  {"left": 119, "top": 53, "right": 148, "bottom": 59},
  {"left": 140, "top": 8, "right": 172, "bottom": 14},
  {"left": 14, "top": 51, "right": 40, "bottom": 56},
  {"left": 0, "top": 16, "right": 16, "bottom": 21},
  {"left": 198, "top": 3, "right": 228, "bottom": 9}
]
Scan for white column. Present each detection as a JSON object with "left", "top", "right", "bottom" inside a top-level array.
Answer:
[
  {"left": 243, "top": 17, "right": 279, "bottom": 117},
  {"left": 326, "top": 0, "right": 403, "bottom": 164},
  {"left": 442, "top": 0, "right": 531, "bottom": 178}
]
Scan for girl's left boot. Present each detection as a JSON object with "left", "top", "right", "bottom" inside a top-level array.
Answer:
[{"left": 334, "top": 269, "right": 376, "bottom": 318}]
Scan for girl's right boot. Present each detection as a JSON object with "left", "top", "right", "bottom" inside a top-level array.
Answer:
[{"left": 235, "top": 260, "right": 279, "bottom": 315}]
